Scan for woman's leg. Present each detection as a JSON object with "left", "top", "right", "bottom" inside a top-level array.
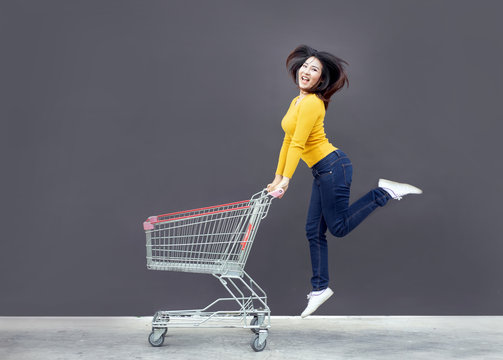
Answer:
[
  {"left": 305, "top": 177, "right": 330, "bottom": 291},
  {"left": 315, "top": 151, "right": 390, "bottom": 238}
]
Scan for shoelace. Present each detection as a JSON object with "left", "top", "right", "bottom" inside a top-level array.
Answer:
[{"left": 382, "top": 187, "right": 402, "bottom": 200}]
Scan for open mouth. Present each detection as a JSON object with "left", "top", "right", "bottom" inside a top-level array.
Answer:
[{"left": 301, "top": 76, "right": 310, "bottom": 83}]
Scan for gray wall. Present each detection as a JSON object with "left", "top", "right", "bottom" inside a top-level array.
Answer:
[{"left": 1, "top": 0, "right": 502, "bottom": 316}]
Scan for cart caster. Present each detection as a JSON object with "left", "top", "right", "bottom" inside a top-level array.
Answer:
[
  {"left": 251, "top": 334, "right": 267, "bottom": 352},
  {"left": 148, "top": 328, "right": 167, "bottom": 347},
  {"left": 250, "top": 316, "right": 259, "bottom": 334},
  {"left": 250, "top": 312, "right": 268, "bottom": 334}
]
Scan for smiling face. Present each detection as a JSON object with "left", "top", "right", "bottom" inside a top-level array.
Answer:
[{"left": 298, "top": 56, "right": 323, "bottom": 92}]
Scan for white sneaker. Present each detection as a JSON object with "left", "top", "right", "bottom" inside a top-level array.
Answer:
[
  {"left": 300, "top": 288, "right": 334, "bottom": 318},
  {"left": 378, "top": 178, "right": 423, "bottom": 200}
]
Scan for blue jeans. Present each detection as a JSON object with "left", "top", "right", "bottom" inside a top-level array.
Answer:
[{"left": 306, "top": 150, "right": 391, "bottom": 291}]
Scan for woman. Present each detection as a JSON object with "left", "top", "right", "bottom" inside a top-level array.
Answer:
[{"left": 267, "top": 45, "right": 422, "bottom": 318}]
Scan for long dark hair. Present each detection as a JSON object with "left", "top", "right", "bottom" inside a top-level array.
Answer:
[{"left": 286, "top": 45, "right": 349, "bottom": 109}]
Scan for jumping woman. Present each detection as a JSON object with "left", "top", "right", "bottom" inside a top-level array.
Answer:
[{"left": 266, "top": 45, "right": 422, "bottom": 318}]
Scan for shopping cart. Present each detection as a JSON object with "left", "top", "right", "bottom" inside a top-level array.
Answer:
[{"left": 142, "top": 188, "right": 282, "bottom": 352}]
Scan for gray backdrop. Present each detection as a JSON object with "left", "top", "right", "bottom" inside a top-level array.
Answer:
[{"left": 1, "top": 0, "right": 502, "bottom": 316}]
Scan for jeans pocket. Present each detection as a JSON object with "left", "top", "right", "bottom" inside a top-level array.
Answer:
[
  {"left": 316, "top": 158, "right": 342, "bottom": 177},
  {"left": 317, "top": 169, "right": 333, "bottom": 178},
  {"left": 342, "top": 162, "right": 353, "bottom": 186}
]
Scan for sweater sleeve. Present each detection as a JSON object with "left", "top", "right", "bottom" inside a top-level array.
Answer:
[
  {"left": 281, "top": 97, "right": 323, "bottom": 178},
  {"left": 275, "top": 133, "right": 291, "bottom": 176}
]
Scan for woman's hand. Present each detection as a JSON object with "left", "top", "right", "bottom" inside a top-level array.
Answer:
[
  {"left": 269, "top": 176, "right": 290, "bottom": 199},
  {"left": 267, "top": 174, "right": 283, "bottom": 192}
]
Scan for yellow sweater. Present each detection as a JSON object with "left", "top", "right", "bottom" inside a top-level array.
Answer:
[{"left": 275, "top": 93, "right": 337, "bottom": 178}]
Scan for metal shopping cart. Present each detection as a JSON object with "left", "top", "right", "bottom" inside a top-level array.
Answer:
[{"left": 142, "top": 188, "right": 282, "bottom": 352}]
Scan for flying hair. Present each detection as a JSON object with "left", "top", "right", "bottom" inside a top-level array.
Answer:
[{"left": 286, "top": 45, "right": 349, "bottom": 109}]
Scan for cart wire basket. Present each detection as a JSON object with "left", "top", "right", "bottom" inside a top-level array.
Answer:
[{"left": 142, "top": 188, "right": 282, "bottom": 352}]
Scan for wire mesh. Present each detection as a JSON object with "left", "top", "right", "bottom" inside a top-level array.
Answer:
[{"left": 145, "top": 190, "right": 273, "bottom": 275}]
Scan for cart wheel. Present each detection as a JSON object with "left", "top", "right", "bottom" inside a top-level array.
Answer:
[
  {"left": 148, "top": 329, "right": 167, "bottom": 347},
  {"left": 251, "top": 335, "right": 267, "bottom": 352},
  {"left": 250, "top": 316, "right": 259, "bottom": 334}
]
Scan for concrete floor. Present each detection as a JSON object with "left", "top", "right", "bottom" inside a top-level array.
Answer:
[{"left": 1, "top": 316, "right": 502, "bottom": 360}]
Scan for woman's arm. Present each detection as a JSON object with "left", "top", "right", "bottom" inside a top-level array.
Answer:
[
  {"left": 281, "top": 97, "right": 322, "bottom": 178},
  {"left": 267, "top": 133, "right": 290, "bottom": 196},
  {"left": 268, "top": 96, "right": 323, "bottom": 197},
  {"left": 275, "top": 133, "right": 291, "bottom": 176}
]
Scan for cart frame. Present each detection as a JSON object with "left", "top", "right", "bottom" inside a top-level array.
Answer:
[{"left": 142, "top": 189, "right": 281, "bottom": 351}]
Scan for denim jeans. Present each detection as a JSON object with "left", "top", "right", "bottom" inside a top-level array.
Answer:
[{"left": 306, "top": 150, "right": 391, "bottom": 291}]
